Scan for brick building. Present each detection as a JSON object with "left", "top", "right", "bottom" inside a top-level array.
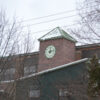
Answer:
[
  {"left": 0, "top": 27, "right": 100, "bottom": 100},
  {"left": 15, "top": 58, "right": 89, "bottom": 100}
]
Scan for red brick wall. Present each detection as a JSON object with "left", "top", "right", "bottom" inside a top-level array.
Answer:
[
  {"left": 0, "top": 82, "right": 14, "bottom": 100},
  {"left": 38, "top": 38, "right": 76, "bottom": 72},
  {"left": 76, "top": 46, "right": 100, "bottom": 59},
  {"left": 15, "top": 53, "right": 39, "bottom": 79},
  {"left": 75, "top": 50, "right": 82, "bottom": 60}
]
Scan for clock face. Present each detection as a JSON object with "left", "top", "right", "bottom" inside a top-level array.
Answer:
[{"left": 45, "top": 45, "right": 56, "bottom": 59}]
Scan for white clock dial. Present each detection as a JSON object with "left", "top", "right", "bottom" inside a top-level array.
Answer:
[{"left": 45, "top": 45, "right": 56, "bottom": 59}]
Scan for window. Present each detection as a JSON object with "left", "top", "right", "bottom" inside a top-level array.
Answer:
[
  {"left": 24, "top": 66, "right": 36, "bottom": 76},
  {"left": 28, "top": 85, "right": 40, "bottom": 99},
  {"left": 5, "top": 68, "right": 15, "bottom": 80},
  {"left": 59, "top": 88, "right": 70, "bottom": 97},
  {"left": 0, "top": 68, "right": 15, "bottom": 80},
  {"left": 29, "top": 89, "right": 40, "bottom": 98}
]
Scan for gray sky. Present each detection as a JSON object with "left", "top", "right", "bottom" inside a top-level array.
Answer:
[
  {"left": 0, "top": 0, "right": 81, "bottom": 51},
  {"left": 0, "top": 0, "right": 79, "bottom": 30},
  {"left": 0, "top": 0, "right": 77, "bottom": 18}
]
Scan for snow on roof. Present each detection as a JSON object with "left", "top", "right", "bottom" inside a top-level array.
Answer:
[
  {"left": 39, "top": 27, "right": 76, "bottom": 42},
  {"left": 40, "top": 27, "right": 61, "bottom": 40}
]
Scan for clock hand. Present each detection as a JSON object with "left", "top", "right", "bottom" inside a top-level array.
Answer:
[
  {"left": 49, "top": 50, "right": 51, "bottom": 53},
  {"left": 49, "top": 47, "right": 52, "bottom": 53}
]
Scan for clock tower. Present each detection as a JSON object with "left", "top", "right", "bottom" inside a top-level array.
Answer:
[{"left": 38, "top": 27, "right": 77, "bottom": 72}]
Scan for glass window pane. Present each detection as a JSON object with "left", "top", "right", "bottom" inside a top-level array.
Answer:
[{"left": 29, "top": 90, "right": 40, "bottom": 98}]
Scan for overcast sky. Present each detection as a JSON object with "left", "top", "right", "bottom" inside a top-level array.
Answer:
[
  {"left": 0, "top": 0, "right": 80, "bottom": 30},
  {"left": 0, "top": 0, "right": 77, "bottom": 18},
  {"left": 0, "top": 0, "right": 82, "bottom": 51}
]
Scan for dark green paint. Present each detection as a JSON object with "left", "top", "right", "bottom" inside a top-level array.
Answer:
[{"left": 15, "top": 61, "right": 88, "bottom": 100}]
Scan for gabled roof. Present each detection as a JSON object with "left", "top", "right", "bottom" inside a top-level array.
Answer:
[
  {"left": 19, "top": 58, "right": 88, "bottom": 80},
  {"left": 76, "top": 43, "right": 100, "bottom": 49},
  {"left": 39, "top": 27, "right": 77, "bottom": 42},
  {"left": 0, "top": 58, "right": 88, "bottom": 83}
]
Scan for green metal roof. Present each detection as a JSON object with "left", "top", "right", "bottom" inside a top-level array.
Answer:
[{"left": 39, "top": 27, "right": 77, "bottom": 42}]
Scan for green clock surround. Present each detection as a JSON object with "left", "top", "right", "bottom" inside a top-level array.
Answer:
[{"left": 45, "top": 45, "right": 56, "bottom": 59}]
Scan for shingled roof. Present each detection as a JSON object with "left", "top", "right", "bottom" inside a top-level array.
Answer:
[{"left": 39, "top": 27, "right": 77, "bottom": 42}]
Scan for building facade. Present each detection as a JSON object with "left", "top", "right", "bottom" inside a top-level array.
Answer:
[
  {"left": 15, "top": 59, "right": 88, "bottom": 100},
  {"left": 0, "top": 27, "right": 100, "bottom": 81},
  {"left": 0, "top": 27, "right": 100, "bottom": 100}
]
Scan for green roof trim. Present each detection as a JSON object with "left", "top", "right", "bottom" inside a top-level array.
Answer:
[
  {"left": 39, "top": 27, "right": 77, "bottom": 43},
  {"left": 58, "top": 27, "right": 77, "bottom": 42}
]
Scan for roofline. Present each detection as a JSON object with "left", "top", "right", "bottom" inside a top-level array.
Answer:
[
  {"left": 0, "top": 80, "right": 14, "bottom": 84},
  {"left": 0, "top": 58, "right": 88, "bottom": 83},
  {"left": 11, "top": 51, "right": 39, "bottom": 57},
  {"left": 76, "top": 43, "right": 100, "bottom": 49},
  {"left": 60, "top": 29, "right": 77, "bottom": 43},
  {"left": 0, "top": 51, "right": 39, "bottom": 59},
  {"left": 39, "top": 36, "right": 76, "bottom": 42},
  {"left": 20, "top": 58, "right": 88, "bottom": 80},
  {"left": 39, "top": 27, "right": 77, "bottom": 43},
  {"left": 38, "top": 27, "right": 57, "bottom": 41},
  {"left": 39, "top": 36, "right": 63, "bottom": 41}
]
